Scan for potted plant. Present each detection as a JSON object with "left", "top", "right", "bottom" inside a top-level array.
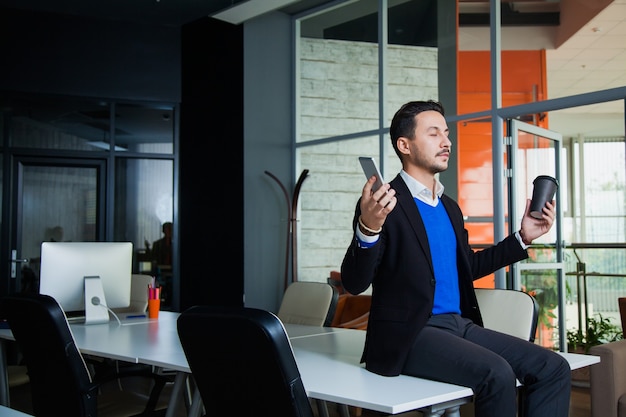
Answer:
[
  {"left": 567, "top": 313, "right": 623, "bottom": 386},
  {"left": 567, "top": 313, "right": 623, "bottom": 354}
]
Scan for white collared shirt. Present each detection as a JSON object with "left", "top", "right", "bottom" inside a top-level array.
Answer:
[{"left": 399, "top": 170, "right": 444, "bottom": 207}]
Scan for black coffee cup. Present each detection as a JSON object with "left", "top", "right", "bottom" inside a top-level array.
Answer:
[{"left": 530, "top": 175, "right": 558, "bottom": 219}]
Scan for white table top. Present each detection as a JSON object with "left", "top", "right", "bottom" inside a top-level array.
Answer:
[
  {"left": 559, "top": 351, "right": 601, "bottom": 369},
  {"left": 0, "top": 310, "right": 602, "bottom": 415},
  {"left": 289, "top": 328, "right": 601, "bottom": 413},
  {"left": 0, "top": 405, "right": 33, "bottom": 417},
  {"left": 66, "top": 313, "right": 351, "bottom": 372},
  {"left": 64, "top": 313, "right": 474, "bottom": 414},
  {"left": 291, "top": 339, "right": 473, "bottom": 413}
]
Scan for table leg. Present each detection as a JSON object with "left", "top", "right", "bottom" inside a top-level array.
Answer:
[
  {"left": 315, "top": 400, "right": 330, "bottom": 417},
  {"left": 443, "top": 405, "right": 461, "bottom": 417},
  {"left": 164, "top": 372, "right": 187, "bottom": 417},
  {"left": 418, "top": 397, "right": 468, "bottom": 417},
  {"left": 187, "top": 389, "right": 203, "bottom": 417},
  {"left": 0, "top": 340, "right": 8, "bottom": 406}
]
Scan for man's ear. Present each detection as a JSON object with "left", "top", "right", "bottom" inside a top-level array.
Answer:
[{"left": 396, "top": 137, "right": 411, "bottom": 155}]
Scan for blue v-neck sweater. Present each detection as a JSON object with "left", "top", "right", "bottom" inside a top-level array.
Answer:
[{"left": 415, "top": 198, "right": 461, "bottom": 315}]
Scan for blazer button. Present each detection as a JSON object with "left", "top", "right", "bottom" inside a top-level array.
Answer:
[{"left": 430, "top": 279, "right": 436, "bottom": 286}]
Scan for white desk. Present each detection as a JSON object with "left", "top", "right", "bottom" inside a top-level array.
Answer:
[
  {"left": 290, "top": 328, "right": 602, "bottom": 415},
  {"left": 290, "top": 330, "right": 473, "bottom": 415},
  {"left": 0, "top": 312, "right": 601, "bottom": 417},
  {"left": 0, "top": 405, "right": 33, "bottom": 416}
]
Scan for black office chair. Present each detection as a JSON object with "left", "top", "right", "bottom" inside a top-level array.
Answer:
[
  {"left": 177, "top": 305, "right": 314, "bottom": 417},
  {"left": 0, "top": 292, "right": 170, "bottom": 417}
]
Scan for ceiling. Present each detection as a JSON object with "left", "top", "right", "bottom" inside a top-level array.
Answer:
[
  {"left": 545, "top": 0, "right": 626, "bottom": 113},
  {"left": 0, "top": 0, "right": 624, "bottom": 128}
]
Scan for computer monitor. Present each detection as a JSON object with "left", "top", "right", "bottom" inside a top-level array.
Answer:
[{"left": 39, "top": 241, "right": 133, "bottom": 324}]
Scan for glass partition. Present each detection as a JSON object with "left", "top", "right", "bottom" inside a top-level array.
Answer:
[
  {"left": 116, "top": 103, "right": 174, "bottom": 154},
  {"left": 2, "top": 95, "right": 111, "bottom": 151},
  {"left": 296, "top": 136, "right": 378, "bottom": 283},
  {"left": 293, "top": 1, "right": 625, "bottom": 330},
  {"left": 298, "top": 0, "right": 380, "bottom": 142}
]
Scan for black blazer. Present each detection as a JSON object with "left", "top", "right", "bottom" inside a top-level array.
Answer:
[{"left": 341, "top": 174, "right": 528, "bottom": 376}]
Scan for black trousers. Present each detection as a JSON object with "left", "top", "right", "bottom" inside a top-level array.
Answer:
[{"left": 401, "top": 314, "right": 571, "bottom": 417}]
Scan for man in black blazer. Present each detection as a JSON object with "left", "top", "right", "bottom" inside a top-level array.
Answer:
[{"left": 341, "top": 101, "right": 570, "bottom": 417}]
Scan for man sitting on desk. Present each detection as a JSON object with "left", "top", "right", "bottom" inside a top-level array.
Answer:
[{"left": 341, "top": 100, "right": 570, "bottom": 417}]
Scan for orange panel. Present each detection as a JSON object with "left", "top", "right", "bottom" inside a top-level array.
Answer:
[
  {"left": 458, "top": 50, "right": 547, "bottom": 96},
  {"left": 465, "top": 223, "right": 495, "bottom": 244},
  {"left": 474, "top": 276, "right": 495, "bottom": 289}
]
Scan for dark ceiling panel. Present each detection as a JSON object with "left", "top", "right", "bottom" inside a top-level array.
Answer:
[{"left": 0, "top": 0, "right": 246, "bottom": 26}]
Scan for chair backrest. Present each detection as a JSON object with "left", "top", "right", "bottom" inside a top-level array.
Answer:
[
  {"left": 475, "top": 288, "right": 539, "bottom": 342},
  {"left": 0, "top": 293, "right": 97, "bottom": 417},
  {"left": 177, "top": 305, "right": 314, "bottom": 417},
  {"left": 277, "top": 281, "right": 338, "bottom": 327},
  {"left": 113, "top": 273, "right": 152, "bottom": 314}
]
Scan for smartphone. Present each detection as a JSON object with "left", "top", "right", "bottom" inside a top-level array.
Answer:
[{"left": 359, "top": 156, "right": 385, "bottom": 192}]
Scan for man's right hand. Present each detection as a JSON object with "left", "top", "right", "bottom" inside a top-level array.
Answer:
[{"left": 358, "top": 176, "right": 397, "bottom": 233}]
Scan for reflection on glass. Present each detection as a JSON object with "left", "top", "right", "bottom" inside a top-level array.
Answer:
[
  {"left": 114, "top": 157, "right": 173, "bottom": 308},
  {"left": 115, "top": 103, "right": 174, "bottom": 154},
  {"left": 114, "top": 158, "right": 173, "bottom": 252},
  {"left": 20, "top": 165, "right": 98, "bottom": 291},
  {"left": 2, "top": 95, "right": 111, "bottom": 150},
  {"left": 0, "top": 95, "right": 174, "bottom": 153}
]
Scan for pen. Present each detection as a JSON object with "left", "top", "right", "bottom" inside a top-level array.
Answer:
[{"left": 126, "top": 314, "right": 147, "bottom": 319}]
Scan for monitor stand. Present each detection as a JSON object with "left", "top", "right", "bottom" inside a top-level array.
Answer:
[{"left": 84, "top": 276, "right": 110, "bottom": 324}]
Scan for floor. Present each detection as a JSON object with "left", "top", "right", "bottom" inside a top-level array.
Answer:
[
  {"left": 7, "top": 381, "right": 591, "bottom": 417},
  {"left": 7, "top": 372, "right": 189, "bottom": 417}
]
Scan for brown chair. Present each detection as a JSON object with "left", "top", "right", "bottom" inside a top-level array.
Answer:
[
  {"left": 328, "top": 271, "right": 371, "bottom": 330},
  {"left": 590, "top": 340, "right": 626, "bottom": 417},
  {"left": 330, "top": 294, "right": 371, "bottom": 330},
  {"left": 327, "top": 270, "right": 347, "bottom": 295}
]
